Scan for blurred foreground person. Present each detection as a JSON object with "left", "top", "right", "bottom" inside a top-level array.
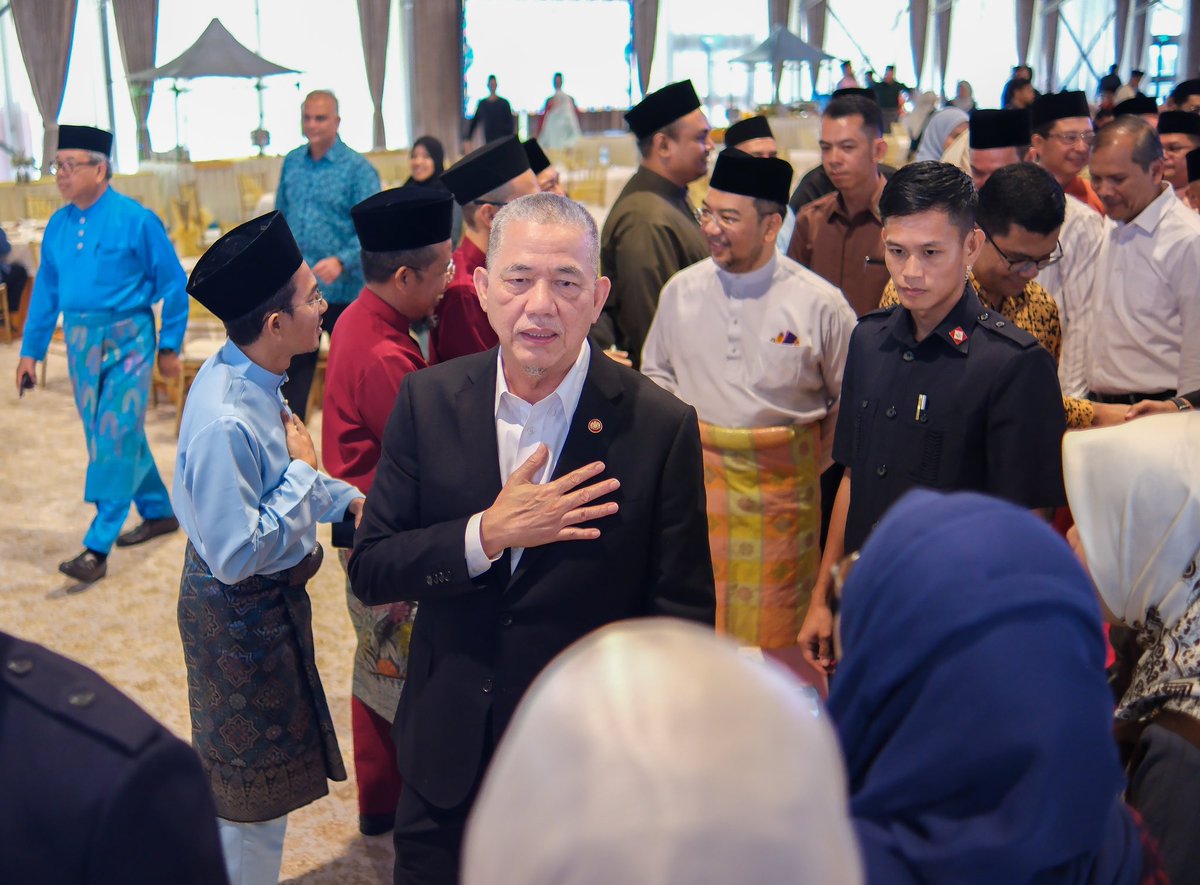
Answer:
[
  {"left": 0, "top": 630, "right": 228, "bottom": 884},
  {"left": 462, "top": 619, "right": 863, "bottom": 885},
  {"left": 829, "top": 490, "right": 1148, "bottom": 885},
  {"left": 1066, "top": 414, "right": 1200, "bottom": 883}
]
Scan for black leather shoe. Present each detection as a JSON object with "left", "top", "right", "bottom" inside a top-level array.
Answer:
[
  {"left": 116, "top": 516, "right": 180, "bottom": 547},
  {"left": 58, "top": 550, "right": 108, "bottom": 583},
  {"left": 359, "top": 813, "right": 394, "bottom": 836}
]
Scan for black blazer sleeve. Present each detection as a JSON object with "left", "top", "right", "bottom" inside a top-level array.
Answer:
[
  {"left": 349, "top": 374, "right": 491, "bottom": 605},
  {"left": 645, "top": 405, "right": 716, "bottom": 625}
]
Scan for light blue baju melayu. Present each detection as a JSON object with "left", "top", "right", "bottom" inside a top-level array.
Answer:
[{"left": 21, "top": 187, "right": 188, "bottom": 553}]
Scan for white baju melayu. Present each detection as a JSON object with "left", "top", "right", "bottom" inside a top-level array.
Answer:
[
  {"left": 1088, "top": 184, "right": 1200, "bottom": 396},
  {"left": 1037, "top": 193, "right": 1105, "bottom": 398},
  {"left": 641, "top": 249, "right": 855, "bottom": 467}
]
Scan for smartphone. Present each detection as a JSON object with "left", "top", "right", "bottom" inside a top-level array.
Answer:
[{"left": 18, "top": 374, "right": 33, "bottom": 398}]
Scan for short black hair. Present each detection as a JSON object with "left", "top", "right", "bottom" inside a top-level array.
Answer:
[
  {"left": 361, "top": 243, "right": 442, "bottom": 284},
  {"left": 879, "top": 160, "right": 977, "bottom": 233},
  {"left": 753, "top": 197, "right": 787, "bottom": 220},
  {"left": 824, "top": 95, "right": 884, "bottom": 138},
  {"left": 976, "top": 162, "right": 1065, "bottom": 237},
  {"left": 1095, "top": 116, "right": 1164, "bottom": 170},
  {"left": 223, "top": 276, "right": 299, "bottom": 347}
]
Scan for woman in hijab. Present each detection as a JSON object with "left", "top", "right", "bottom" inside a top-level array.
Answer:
[
  {"left": 405, "top": 135, "right": 462, "bottom": 243},
  {"left": 828, "top": 489, "right": 1147, "bottom": 885},
  {"left": 1065, "top": 413, "right": 1200, "bottom": 882},
  {"left": 462, "top": 619, "right": 863, "bottom": 885},
  {"left": 951, "top": 80, "right": 976, "bottom": 111},
  {"left": 915, "top": 106, "right": 969, "bottom": 163}
]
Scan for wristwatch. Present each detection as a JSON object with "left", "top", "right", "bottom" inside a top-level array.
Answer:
[{"left": 1171, "top": 396, "right": 1192, "bottom": 412}]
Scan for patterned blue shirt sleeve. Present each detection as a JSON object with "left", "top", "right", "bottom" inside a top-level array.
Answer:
[{"left": 334, "top": 158, "right": 380, "bottom": 277}]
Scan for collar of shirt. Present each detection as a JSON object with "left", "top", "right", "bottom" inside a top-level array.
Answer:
[
  {"left": 632, "top": 165, "right": 694, "bottom": 207},
  {"left": 455, "top": 235, "right": 488, "bottom": 277},
  {"left": 1124, "top": 182, "right": 1177, "bottom": 236},
  {"left": 357, "top": 286, "right": 412, "bottom": 337},
  {"left": 65, "top": 186, "right": 114, "bottom": 222},
  {"left": 714, "top": 248, "right": 779, "bottom": 299},
  {"left": 305, "top": 136, "right": 348, "bottom": 165},
  {"left": 830, "top": 172, "right": 885, "bottom": 224},
  {"left": 220, "top": 339, "right": 288, "bottom": 399},
  {"left": 970, "top": 270, "right": 1031, "bottom": 316},
  {"left": 885, "top": 284, "right": 982, "bottom": 355},
  {"left": 493, "top": 342, "right": 592, "bottom": 482}
]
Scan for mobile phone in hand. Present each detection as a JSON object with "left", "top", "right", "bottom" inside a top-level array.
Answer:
[{"left": 18, "top": 374, "right": 33, "bottom": 398}]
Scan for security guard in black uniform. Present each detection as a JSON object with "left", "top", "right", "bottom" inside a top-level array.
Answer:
[
  {"left": 800, "top": 161, "right": 1066, "bottom": 672},
  {"left": 1, "top": 629, "right": 229, "bottom": 884}
]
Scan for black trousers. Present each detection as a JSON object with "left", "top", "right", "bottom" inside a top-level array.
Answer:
[
  {"left": 392, "top": 718, "right": 494, "bottom": 885},
  {"left": 280, "top": 300, "right": 349, "bottom": 422},
  {"left": 2, "top": 262, "right": 28, "bottom": 313}
]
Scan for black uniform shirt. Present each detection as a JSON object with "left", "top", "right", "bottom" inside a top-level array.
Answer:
[{"left": 833, "top": 286, "right": 1066, "bottom": 552}]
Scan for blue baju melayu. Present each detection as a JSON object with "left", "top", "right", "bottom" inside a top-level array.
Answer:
[{"left": 20, "top": 187, "right": 187, "bottom": 554}]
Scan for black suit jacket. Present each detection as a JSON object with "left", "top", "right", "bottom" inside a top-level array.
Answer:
[
  {"left": 349, "top": 346, "right": 715, "bottom": 809},
  {"left": 0, "top": 631, "right": 228, "bottom": 884}
]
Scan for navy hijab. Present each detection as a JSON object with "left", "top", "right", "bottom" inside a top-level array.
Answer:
[
  {"left": 828, "top": 490, "right": 1142, "bottom": 885},
  {"left": 405, "top": 135, "right": 448, "bottom": 189}
]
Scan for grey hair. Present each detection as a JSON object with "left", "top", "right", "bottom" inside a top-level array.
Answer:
[
  {"left": 304, "top": 89, "right": 339, "bottom": 113},
  {"left": 488, "top": 193, "right": 600, "bottom": 277},
  {"left": 87, "top": 150, "right": 113, "bottom": 180}
]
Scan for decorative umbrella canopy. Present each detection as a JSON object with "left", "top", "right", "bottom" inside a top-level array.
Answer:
[
  {"left": 129, "top": 18, "right": 297, "bottom": 82},
  {"left": 732, "top": 25, "right": 836, "bottom": 67}
]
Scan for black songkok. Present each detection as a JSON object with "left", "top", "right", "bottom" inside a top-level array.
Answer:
[
  {"left": 724, "top": 115, "right": 774, "bottom": 148},
  {"left": 187, "top": 212, "right": 303, "bottom": 322},
  {"left": 1113, "top": 94, "right": 1159, "bottom": 117},
  {"left": 832, "top": 87, "right": 879, "bottom": 103},
  {"left": 522, "top": 138, "right": 552, "bottom": 175},
  {"left": 625, "top": 80, "right": 702, "bottom": 139},
  {"left": 58, "top": 125, "right": 113, "bottom": 156},
  {"left": 1031, "top": 91, "right": 1091, "bottom": 129},
  {"left": 969, "top": 109, "right": 1033, "bottom": 149},
  {"left": 1158, "top": 110, "right": 1200, "bottom": 136},
  {"left": 441, "top": 135, "right": 531, "bottom": 206},
  {"left": 709, "top": 149, "right": 793, "bottom": 206},
  {"left": 352, "top": 188, "right": 454, "bottom": 252}
]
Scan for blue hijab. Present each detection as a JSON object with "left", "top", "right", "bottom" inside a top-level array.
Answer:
[{"left": 828, "top": 490, "right": 1142, "bottom": 885}]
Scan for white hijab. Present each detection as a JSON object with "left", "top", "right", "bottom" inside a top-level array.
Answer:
[
  {"left": 462, "top": 619, "right": 863, "bottom": 885},
  {"left": 1064, "top": 413, "right": 1200, "bottom": 630}
]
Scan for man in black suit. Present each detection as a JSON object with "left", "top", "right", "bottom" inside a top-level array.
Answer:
[
  {"left": 350, "top": 192, "right": 715, "bottom": 885},
  {"left": 0, "top": 629, "right": 228, "bottom": 883}
]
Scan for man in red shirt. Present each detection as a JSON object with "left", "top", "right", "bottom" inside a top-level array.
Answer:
[
  {"left": 1031, "top": 91, "right": 1106, "bottom": 215},
  {"left": 433, "top": 135, "right": 538, "bottom": 361},
  {"left": 322, "top": 186, "right": 454, "bottom": 835}
]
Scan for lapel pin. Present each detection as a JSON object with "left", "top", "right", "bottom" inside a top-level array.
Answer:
[
  {"left": 949, "top": 326, "right": 967, "bottom": 346},
  {"left": 587, "top": 418, "right": 603, "bottom": 434}
]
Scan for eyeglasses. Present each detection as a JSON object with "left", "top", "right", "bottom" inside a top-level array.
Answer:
[
  {"left": 286, "top": 290, "right": 326, "bottom": 313},
  {"left": 697, "top": 206, "right": 772, "bottom": 229},
  {"left": 416, "top": 257, "right": 456, "bottom": 282},
  {"left": 50, "top": 159, "right": 101, "bottom": 176},
  {"left": 983, "top": 230, "right": 1063, "bottom": 274},
  {"left": 1044, "top": 130, "right": 1096, "bottom": 147}
]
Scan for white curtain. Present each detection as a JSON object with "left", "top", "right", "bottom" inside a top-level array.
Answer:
[
  {"left": 10, "top": 0, "right": 80, "bottom": 171},
  {"left": 112, "top": 0, "right": 158, "bottom": 160}
]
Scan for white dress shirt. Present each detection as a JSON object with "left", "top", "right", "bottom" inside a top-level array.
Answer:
[
  {"left": 1037, "top": 193, "right": 1105, "bottom": 398},
  {"left": 641, "top": 250, "right": 856, "bottom": 468},
  {"left": 464, "top": 343, "right": 591, "bottom": 577},
  {"left": 1089, "top": 184, "right": 1200, "bottom": 395}
]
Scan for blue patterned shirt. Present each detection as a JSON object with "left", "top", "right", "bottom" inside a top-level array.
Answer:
[
  {"left": 21, "top": 187, "right": 188, "bottom": 359},
  {"left": 274, "top": 137, "right": 380, "bottom": 305}
]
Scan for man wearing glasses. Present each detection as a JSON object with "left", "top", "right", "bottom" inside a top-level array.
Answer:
[
  {"left": 14, "top": 125, "right": 187, "bottom": 584},
  {"left": 320, "top": 187, "right": 454, "bottom": 837},
  {"left": 1031, "top": 91, "right": 1106, "bottom": 215},
  {"left": 434, "top": 135, "right": 538, "bottom": 361}
]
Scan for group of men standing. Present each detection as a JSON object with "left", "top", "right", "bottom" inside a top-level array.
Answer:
[{"left": 11, "top": 66, "right": 1200, "bottom": 885}]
